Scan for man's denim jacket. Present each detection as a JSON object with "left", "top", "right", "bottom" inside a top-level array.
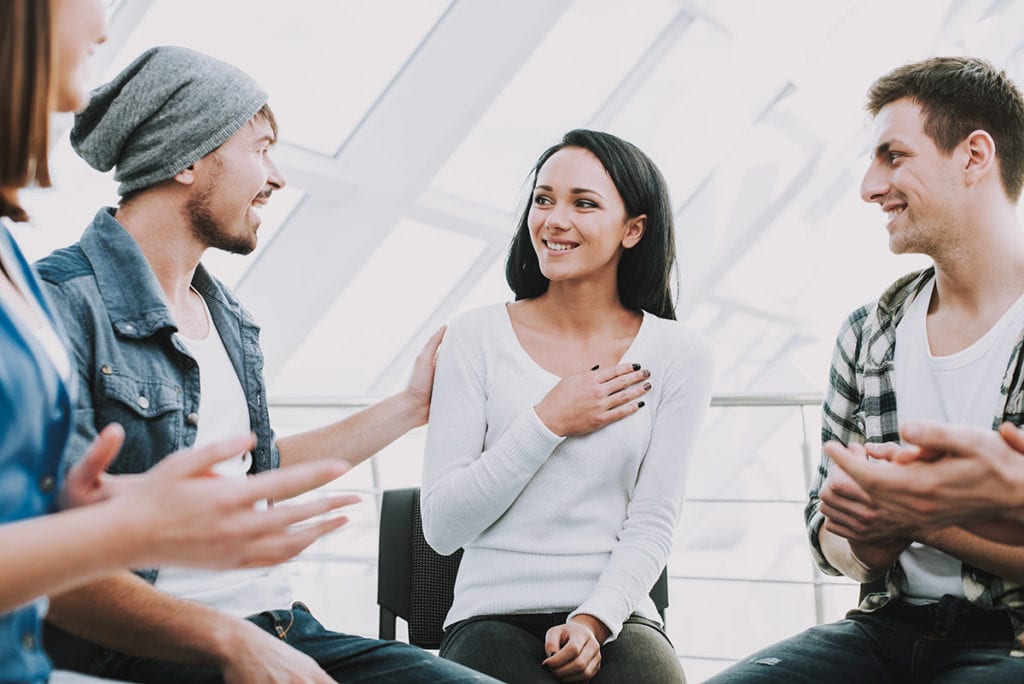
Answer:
[{"left": 36, "top": 208, "right": 280, "bottom": 584}]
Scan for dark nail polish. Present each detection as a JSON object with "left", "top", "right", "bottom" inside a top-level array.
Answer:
[
  {"left": 638, "top": 401, "right": 645, "bottom": 408},
  {"left": 632, "top": 363, "right": 641, "bottom": 371},
  {"left": 643, "top": 369, "right": 651, "bottom": 378},
  {"left": 590, "top": 364, "right": 600, "bottom": 371},
  {"left": 643, "top": 382, "right": 651, "bottom": 391}
]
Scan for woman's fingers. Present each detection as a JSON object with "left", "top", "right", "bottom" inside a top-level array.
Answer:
[
  {"left": 232, "top": 460, "right": 351, "bottom": 506},
  {"left": 156, "top": 433, "right": 256, "bottom": 479},
  {"left": 231, "top": 513, "right": 353, "bottom": 568},
  {"left": 232, "top": 494, "right": 360, "bottom": 537},
  {"left": 76, "top": 424, "right": 126, "bottom": 482},
  {"left": 598, "top": 364, "right": 650, "bottom": 394},
  {"left": 61, "top": 423, "right": 126, "bottom": 508}
]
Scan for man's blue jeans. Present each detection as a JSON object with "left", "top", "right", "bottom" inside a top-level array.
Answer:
[
  {"left": 707, "top": 595, "right": 1024, "bottom": 683},
  {"left": 51, "top": 602, "right": 495, "bottom": 683}
]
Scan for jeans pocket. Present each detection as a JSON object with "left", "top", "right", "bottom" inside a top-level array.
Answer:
[{"left": 247, "top": 607, "right": 297, "bottom": 642}]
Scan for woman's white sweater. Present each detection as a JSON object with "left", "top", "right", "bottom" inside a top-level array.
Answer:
[{"left": 421, "top": 303, "right": 713, "bottom": 638}]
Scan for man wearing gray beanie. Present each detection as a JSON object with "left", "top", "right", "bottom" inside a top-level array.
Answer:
[{"left": 35, "top": 46, "right": 492, "bottom": 684}]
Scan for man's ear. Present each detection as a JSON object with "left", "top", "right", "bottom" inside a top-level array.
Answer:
[
  {"left": 622, "top": 214, "right": 646, "bottom": 249},
  {"left": 963, "top": 129, "right": 996, "bottom": 188},
  {"left": 173, "top": 163, "right": 196, "bottom": 186}
]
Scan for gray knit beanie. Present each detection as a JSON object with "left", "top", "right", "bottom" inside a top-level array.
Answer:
[{"left": 72, "top": 46, "right": 268, "bottom": 195}]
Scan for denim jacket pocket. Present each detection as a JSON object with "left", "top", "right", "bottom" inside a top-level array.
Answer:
[
  {"left": 100, "top": 370, "right": 181, "bottom": 416},
  {"left": 95, "top": 368, "right": 184, "bottom": 473}
]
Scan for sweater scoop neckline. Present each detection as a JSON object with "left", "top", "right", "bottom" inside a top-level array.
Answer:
[{"left": 499, "top": 302, "right": 651, "bottom": 380}]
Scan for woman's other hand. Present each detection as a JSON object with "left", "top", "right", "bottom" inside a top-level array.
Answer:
[{"left": 542, "top": 615, "right": 609, "bottom": 681}]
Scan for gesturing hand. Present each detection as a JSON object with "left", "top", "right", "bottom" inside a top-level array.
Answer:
[
  {"left": 60, "top": 423, "right": 135, "bottom": 510},
  {"left": 535, "top": 362, "right": 651, "bottom": 437},
  {"left": 542, "top": 618, "right": 605, "bottom": 682},
  {"left": 113, "top": 433, "right": 359, "bottom": 570}
]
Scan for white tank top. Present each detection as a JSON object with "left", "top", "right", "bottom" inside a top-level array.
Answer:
[
  {"left": 894, "top": 276, "right": 1024, "bottom": 604},
  {"left": 154, "top": 289, "right": 293, "bottom": 616}
]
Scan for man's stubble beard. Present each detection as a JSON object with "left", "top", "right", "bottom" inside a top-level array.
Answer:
[{"left": 185, "top": 167, "right": 257, "bottom": 256}]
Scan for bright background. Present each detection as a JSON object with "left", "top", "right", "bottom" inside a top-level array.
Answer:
[{"left": 16, "top": 1, "right": 1024, "bottom": 679}]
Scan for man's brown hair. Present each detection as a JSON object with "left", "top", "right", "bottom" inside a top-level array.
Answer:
[{"left": 867, "top": 56, "right": 1024, "bottom": 201}]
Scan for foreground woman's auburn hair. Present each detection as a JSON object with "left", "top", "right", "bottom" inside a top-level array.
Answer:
[{"left": 0, "top": 0, "right": 53, "bottom": 222}]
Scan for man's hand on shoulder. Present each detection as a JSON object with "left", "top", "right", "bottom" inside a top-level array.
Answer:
[{"left": 403, "top": 325, "right": 447, "bottom": 426}]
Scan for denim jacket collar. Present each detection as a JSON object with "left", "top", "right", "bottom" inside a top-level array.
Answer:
[
  {"left": 80, "top": 208, "right": 175, "bottom": 339},
  {"left": 79, "top": 207, "right": 244, "bottom": 340}
]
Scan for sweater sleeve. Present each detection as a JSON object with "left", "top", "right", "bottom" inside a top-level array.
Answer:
[
  {"left": 420, "top": 317, "right": 565, "bottom": 556},
  {"left": 570, "top": 330, "right": 714, "bottom": 639}
]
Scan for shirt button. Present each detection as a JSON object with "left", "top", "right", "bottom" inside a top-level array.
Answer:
[
  {"left": 137, "top": 395, "right": 150, "bottom": 409},
  {"left": 100, "top": 364, "right": 113, "bottom": 375},
  {"left": 186, "top": 412, "right": 200, "bottom": 426},
  {"left": 39, "top": 475, "right": 56, "bottom": 493},
  {"left": 22, "top": 633, "right": 35, "bottom": 650},
  {"left": 123, "top": 324, "right": 135, "bottom": 333}
]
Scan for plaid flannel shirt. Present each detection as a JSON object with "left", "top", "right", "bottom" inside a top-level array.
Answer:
[{"left": 805, "top": 266, "right": 1024, "bottom": 640}]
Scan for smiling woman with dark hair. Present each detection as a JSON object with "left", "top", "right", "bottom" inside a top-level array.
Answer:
[{"left": 422, "top": 129, "right": 713, "bottom": 683}]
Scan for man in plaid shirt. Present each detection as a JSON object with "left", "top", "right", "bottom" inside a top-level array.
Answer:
[{"left": 711, "top": 56, "right": 1024, "bottom": 682}]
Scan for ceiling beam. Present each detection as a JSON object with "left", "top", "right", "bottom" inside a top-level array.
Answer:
[{"left": 236, "top": 0, "right": 573, "bottom": 379}]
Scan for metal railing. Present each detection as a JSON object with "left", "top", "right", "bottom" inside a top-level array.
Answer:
[{"left": 270, "top": 392, "right": 844, "bottom": 669}]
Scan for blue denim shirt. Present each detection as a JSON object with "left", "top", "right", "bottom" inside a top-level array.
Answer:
[
  {"left": 36, "top": 208, "right": 280, "bottom": 584},
  {"left": 0, "top": 221, "right": 72, "bottom": 683}
]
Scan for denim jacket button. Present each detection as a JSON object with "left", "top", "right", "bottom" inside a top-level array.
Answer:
[
  {"left": 39, "top": 475, "right": 56, "bottom": 493},
  {"left": 186, "top": 412, "right": 200, "bottom": 426},
  {"left": 100, "top": 364, "right": 113, "bottom": 375},
  {"left": 21, "top": 633, "right": 35, "bottom": 650},
  {"left": 137, "top": 395, "right": 150, "bottom": 409}
]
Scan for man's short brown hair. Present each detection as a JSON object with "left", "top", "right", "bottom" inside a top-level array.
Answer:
[{"left": 867, "top": 56, "right": 1024, "bottom": 201}]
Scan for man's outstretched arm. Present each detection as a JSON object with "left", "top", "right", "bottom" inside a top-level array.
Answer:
[
  {"left": 277, "top": 327, "right": 445, "bottom": 469},
  {"left": 48, "top": 573, "right": 333, "bottom": 684}
]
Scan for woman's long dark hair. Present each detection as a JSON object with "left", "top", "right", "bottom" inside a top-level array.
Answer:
[{"left": 504, "top": 129, "right": 678, "bottom": 320}]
